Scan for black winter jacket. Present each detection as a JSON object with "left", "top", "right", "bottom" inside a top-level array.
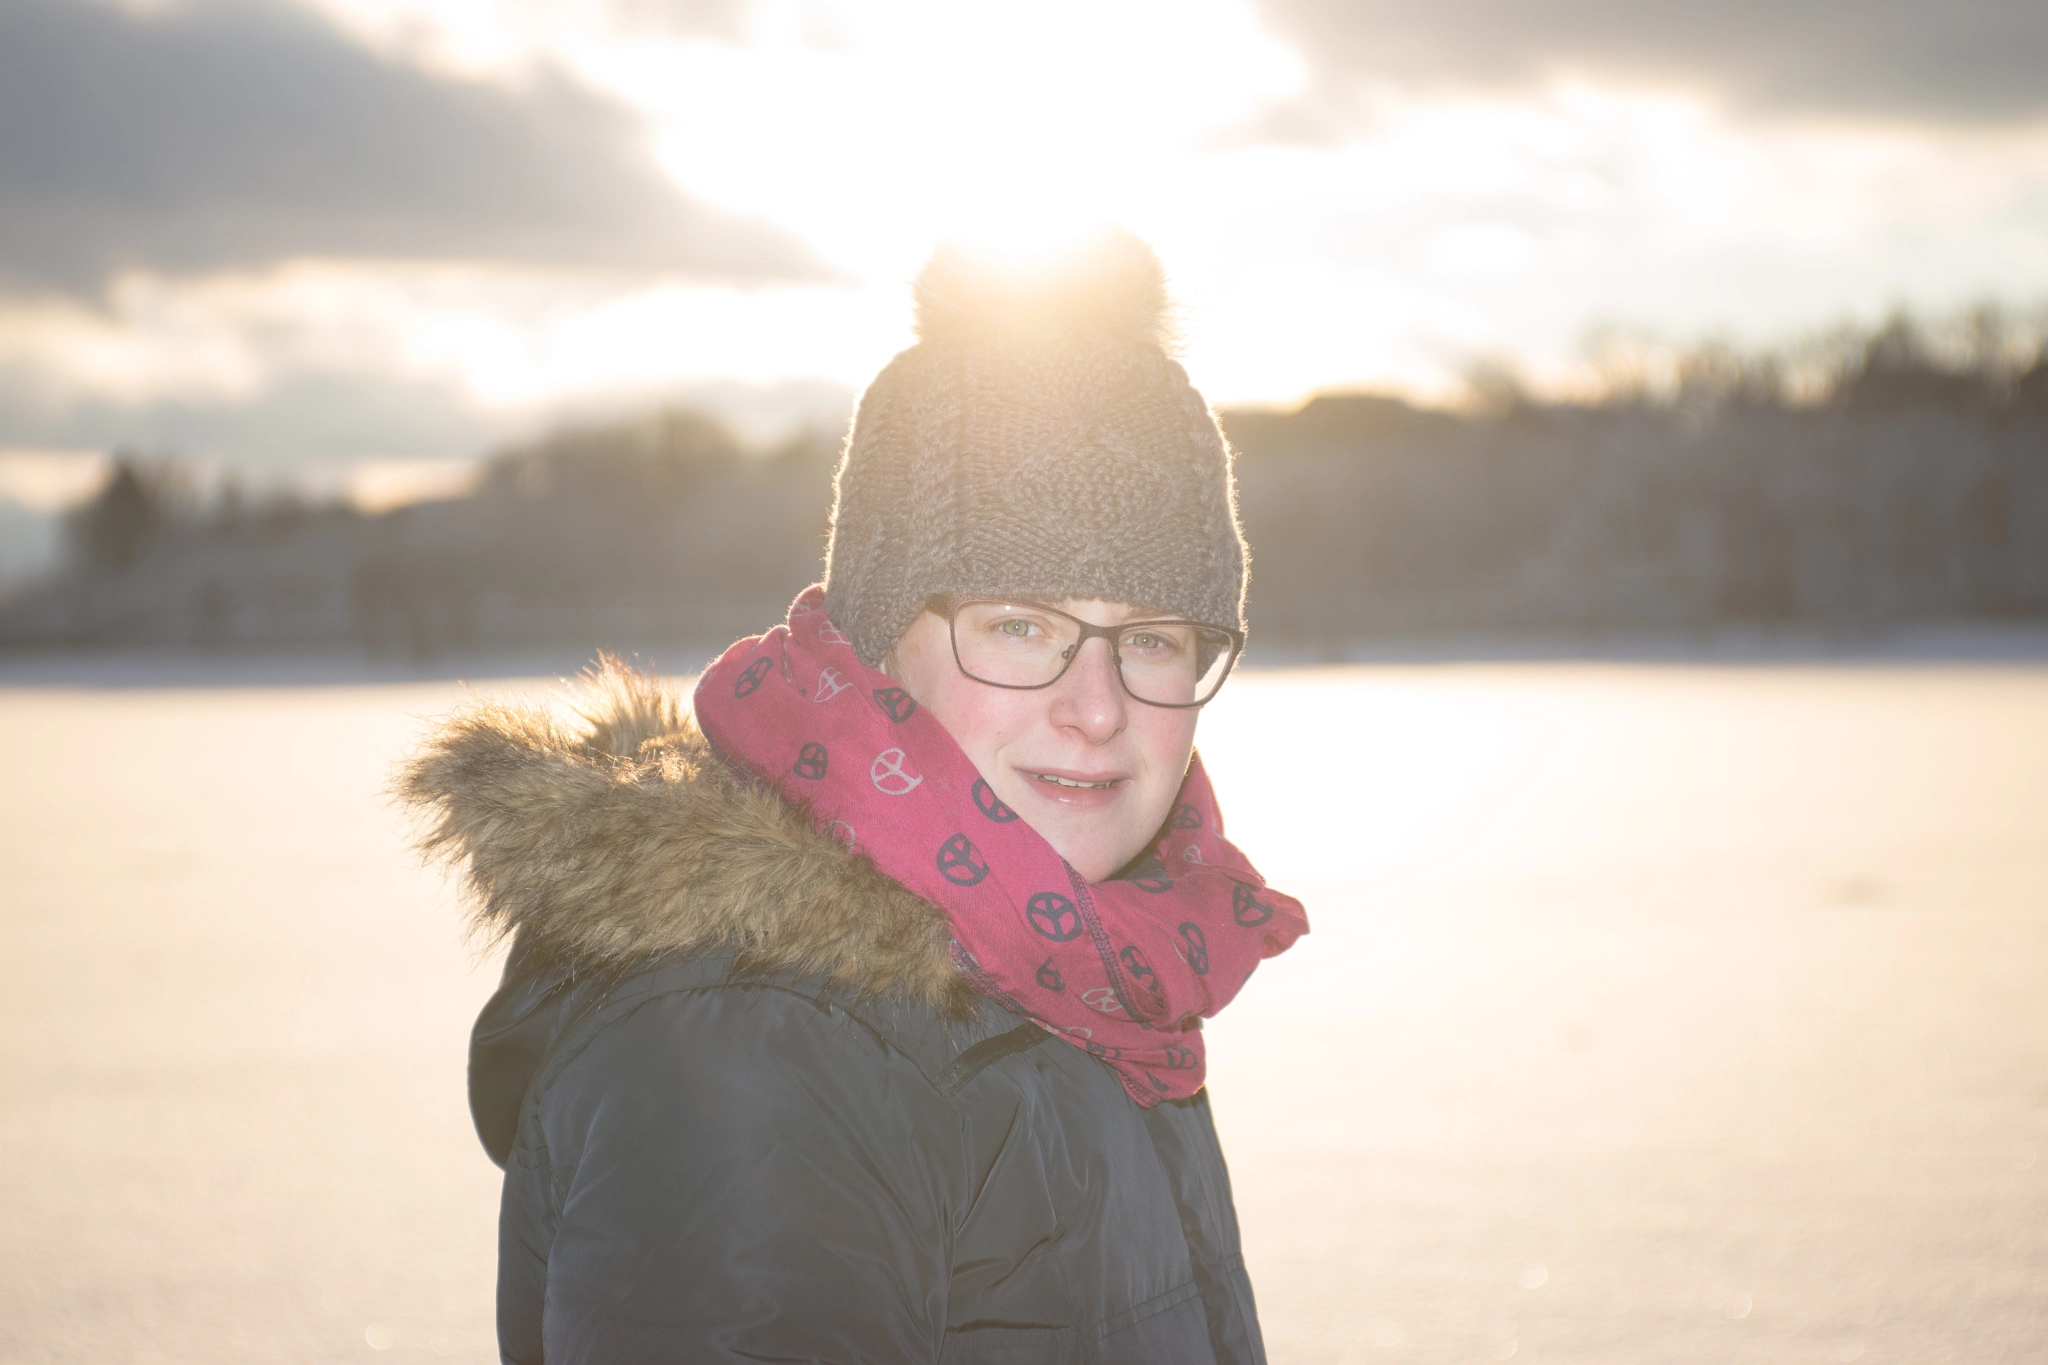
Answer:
[{"left": 404, "top": 663, "right": 1267, "bottom": 1364}]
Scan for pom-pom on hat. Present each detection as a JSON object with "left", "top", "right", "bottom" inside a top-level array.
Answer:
[
  {"left": 822, "top": 230, "right": 1249, "bottom": 667},
  {"left": 910, "top": 231, "right": 1178, "bottom": 351}
]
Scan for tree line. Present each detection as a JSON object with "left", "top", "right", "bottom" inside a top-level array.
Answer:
[{"left": 5, "top": 311, "right": 2044, "bottom": 656}]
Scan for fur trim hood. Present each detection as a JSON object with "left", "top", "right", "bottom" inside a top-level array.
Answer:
[{"left": 396, "top": 657, "right": 978, "bottom": 1017}]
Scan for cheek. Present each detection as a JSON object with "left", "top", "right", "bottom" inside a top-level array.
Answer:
[
  {"left": 1132, "top": 711, "right": 1199, "bottom": 794},
  {"left": 917, "top": 663, "right": 1030, "bottom": 764}
]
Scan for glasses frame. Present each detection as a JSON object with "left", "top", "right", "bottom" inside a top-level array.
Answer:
[{"left": 927, "top": 595, "right": 1245, "bottom": 709}]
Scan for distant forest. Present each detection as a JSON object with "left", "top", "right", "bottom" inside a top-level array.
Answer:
[{"left": 4, "top": 312, "right": 2045, "bottom": 657}]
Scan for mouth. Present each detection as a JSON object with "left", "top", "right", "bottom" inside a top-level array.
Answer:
[{"left": 1024, "top": 768, "right": 1126, "bottom": 791}]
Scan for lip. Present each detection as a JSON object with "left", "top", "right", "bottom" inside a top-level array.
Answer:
[{"left": 1016, "top": 765, "right": 1131, "bottom": 808}]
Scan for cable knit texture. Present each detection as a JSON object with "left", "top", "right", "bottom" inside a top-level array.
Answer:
[{"left": 822, "top": 231, "right": 1249, "bottom": 666}]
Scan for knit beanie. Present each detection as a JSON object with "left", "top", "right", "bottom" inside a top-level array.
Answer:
[{"left": 821, "top": 231, "right": 1249, "bottom": 667}]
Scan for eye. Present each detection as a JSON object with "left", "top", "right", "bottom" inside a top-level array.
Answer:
[
  {"left": 996, "top": 617, "right": 1039, "bottom": 638},
  {"left": 1121, "top": 627, "right": 1186, "bottom": 655}
]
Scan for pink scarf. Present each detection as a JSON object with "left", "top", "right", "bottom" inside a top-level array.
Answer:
[{"left": 692, "top": 586, "right": 1308, "bottom": 1107}]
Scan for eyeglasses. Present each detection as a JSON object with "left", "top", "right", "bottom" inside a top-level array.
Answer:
[{"left": 928, "top": 595, "right": 1243, "bottom": 708}]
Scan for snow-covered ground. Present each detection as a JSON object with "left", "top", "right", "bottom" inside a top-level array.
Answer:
[{"left": 1, "top": 656, "right": 2042, "bottom": 1363}]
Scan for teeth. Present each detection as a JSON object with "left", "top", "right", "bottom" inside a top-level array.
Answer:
[{"left": 1037, "top": 773, "right": 1116, "bottom": 789}]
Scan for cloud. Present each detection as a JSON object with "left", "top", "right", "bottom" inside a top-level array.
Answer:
[
  {"left": 1256, "top": 0, "right": 2048, "bottom": 123},
  {"left": 588, "top": 0, "right": 749, "bottom": 39},
  {"left": 0, "top": 348, "right": 854, "bottom": 482},
  {"left": 0, "top": 0, "right": 830, "bottom": 295},
  {"left": 0, "top": 365, "right": 521, "bottom": 475}
]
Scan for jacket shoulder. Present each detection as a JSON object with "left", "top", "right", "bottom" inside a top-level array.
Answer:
[
  {"left": 553, "top": 953, "right": 1027, "bottom": 1100},
  {"left": 399, "top": 661, "right": 979, "bottom": 1018},
  {"left": 472, "top": 949, "right": 1042, "bottom": 1165}
]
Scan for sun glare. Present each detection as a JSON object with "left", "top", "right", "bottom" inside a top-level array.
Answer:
[
  {"left": 8, "top": 0, "right": 2046, "bottom": 472},
  {"left": 939, "top": 214, "right": 1132, "bottom": 276},
  {"left": 615, "top": 0, "right": 1306, "bottom": 274}
]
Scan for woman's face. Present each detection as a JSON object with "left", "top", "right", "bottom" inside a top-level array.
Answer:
[{"left": 886, "top": 599, "right": 1200, "bottom": 883}]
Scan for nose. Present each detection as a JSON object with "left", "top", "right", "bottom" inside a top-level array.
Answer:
[{"left": 1047, "top": 635, "right": 1128, "bottom": 744}]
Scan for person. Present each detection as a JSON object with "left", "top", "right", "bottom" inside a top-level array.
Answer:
[{"left": 400, "top": 231, "right": 1309, "bottom": 1364}]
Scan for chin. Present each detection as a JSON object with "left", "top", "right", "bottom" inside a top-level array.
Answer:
[{"left": 1048, "top": 832, "right": 1142, "bottom": 885}]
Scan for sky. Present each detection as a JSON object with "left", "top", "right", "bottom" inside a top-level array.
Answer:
[{"left": 2, "top": 0, "right": 2046, "bottom": 537}]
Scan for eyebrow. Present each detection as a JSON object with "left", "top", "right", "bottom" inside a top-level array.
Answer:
[
  {"left": 1046, "top": 601, "right": 1173, "bottom": 622},
  {"left": 985, "top": 597, "right": 1186, "bottom": 623}
]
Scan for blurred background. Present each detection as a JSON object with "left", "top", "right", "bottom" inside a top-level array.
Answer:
[{"left": 0, "top": 0, "right": 2043, "bottom": 1362}]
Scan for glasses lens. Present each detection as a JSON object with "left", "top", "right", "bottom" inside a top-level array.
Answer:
[
  {"left": 952, "top": 601, "right": 1084, "bottom": 687},
  {"left": 1116, "top": 622, "right": 1238, "bottom": 706},
  {"left": 950, "top": 602, "right": 1239, "bottom": 705}
]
